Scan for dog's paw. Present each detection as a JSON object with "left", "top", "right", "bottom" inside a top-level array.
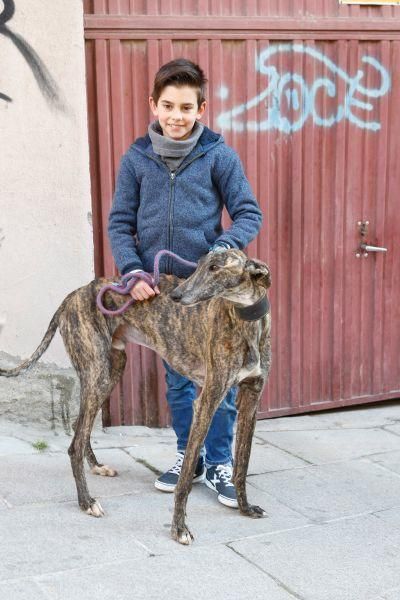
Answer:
[
  {"left": 171, "top": 523, "right": 194, "bottom": 545},
  {"left": 91, "top": 465, "right": 118, "bottom": 477},
  {"left": 240, "top": 504, "right": 267, "bottom": 519},
  {"left": 85, "top": 500, "right": 105, "bottom": 518}
]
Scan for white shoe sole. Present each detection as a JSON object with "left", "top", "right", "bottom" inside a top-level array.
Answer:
[
  {"left": 205, "top": 478, "right": 239, "bottom": 508},
  {"left": 154, "top": 469, "right": 206, "bottom": 493}
]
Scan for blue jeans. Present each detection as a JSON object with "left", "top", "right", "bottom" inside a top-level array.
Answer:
[{"left": 163, "top": 361, "right": 237, "bottom": 467}]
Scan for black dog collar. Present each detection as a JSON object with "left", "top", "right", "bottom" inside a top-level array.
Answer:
[{"left": 234, "top": 294, "right": 270, "bottom": 321}]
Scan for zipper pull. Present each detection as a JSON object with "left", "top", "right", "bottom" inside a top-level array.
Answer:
[{"left": 170, "top": 172, "right": 175, "bottom": 180}]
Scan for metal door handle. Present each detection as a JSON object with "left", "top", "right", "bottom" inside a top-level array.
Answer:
[{"left": 360, "top": 243, "right": 387, "bottom": 253}]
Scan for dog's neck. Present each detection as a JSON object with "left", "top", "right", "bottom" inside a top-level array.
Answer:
[{"left": 223, "top": 284, "right": 270, "bottom": 322}]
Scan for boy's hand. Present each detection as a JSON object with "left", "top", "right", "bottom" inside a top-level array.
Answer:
[
  {"left": 208, "top": 241, "right": 231, "bottom": 254},
  {"left": 130, "top": 279, "right": 160, "bottom": 301}
]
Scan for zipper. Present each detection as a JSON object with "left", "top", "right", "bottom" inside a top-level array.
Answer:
[
  {"left": 167, "top": 171, "right": 176, "bottom": 273},
  {"left": 166, "top": 154, "right": 205, "bottom": 273}
]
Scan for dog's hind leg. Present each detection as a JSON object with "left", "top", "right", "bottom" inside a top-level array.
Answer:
[
  {"left": 67, "top": 347, "right": 126, "bottom": 516},
  {"left": 233, "top": 378, "right": 267, "bottom": 518}
]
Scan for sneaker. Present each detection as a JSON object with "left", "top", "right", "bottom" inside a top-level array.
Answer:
[
  {"left": 205, "top": 464, "right": 238, "bottom": 508},
  {"left": 154, "top": 452, "right": 206, "bottom": 492}
]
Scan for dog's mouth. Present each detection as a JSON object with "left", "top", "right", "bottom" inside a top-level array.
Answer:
[
  {"left": 175, "top": 298, "right": 198, "bottom": 306},
  {"left": 170, "top": 287, "right": 212, "bottom": 306}
]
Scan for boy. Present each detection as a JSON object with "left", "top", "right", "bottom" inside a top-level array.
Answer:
[{"left": 108, "top": 58, "right": 262, "bottom": 508}]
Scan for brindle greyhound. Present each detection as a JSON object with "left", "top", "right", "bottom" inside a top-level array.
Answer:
[{"left": 0, "top": 249, "right": 271, "bottom": 545}]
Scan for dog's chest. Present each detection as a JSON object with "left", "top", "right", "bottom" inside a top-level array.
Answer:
[{"left": 236, "top": 323, "right": 263, "bottom": 383}]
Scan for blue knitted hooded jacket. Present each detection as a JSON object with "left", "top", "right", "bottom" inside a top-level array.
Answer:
[{"left": 108, "top": 125, "right": 263, "bottom": 278}]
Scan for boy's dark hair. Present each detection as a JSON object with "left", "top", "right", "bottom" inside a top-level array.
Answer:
[{"left": 151, "top": 59, "right": 207, "bottom": 107}]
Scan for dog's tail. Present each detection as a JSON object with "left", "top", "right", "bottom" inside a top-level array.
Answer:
[{"left": 0, "top": 294, "right": 72, "bottom": 378}]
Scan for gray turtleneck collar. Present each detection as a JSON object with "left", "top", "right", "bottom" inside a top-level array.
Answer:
[{"left": 148, "top": 120, "right": 204, "bottom": 171}]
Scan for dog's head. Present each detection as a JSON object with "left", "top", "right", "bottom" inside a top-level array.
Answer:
[{"left": 170, "top": 249, "right": 271, "bottom": 306}]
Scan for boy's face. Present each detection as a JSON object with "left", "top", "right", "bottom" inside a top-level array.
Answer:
[{"left": 149, "top": 85, "right": 206, "bottom": 141}]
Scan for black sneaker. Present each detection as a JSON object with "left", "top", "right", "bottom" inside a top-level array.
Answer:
[
  {"left": 205, "top": 464, "right": 238, "bottom": 508},
  {"left": 154, "top": 452, "right": 206, "bottom": 492}
]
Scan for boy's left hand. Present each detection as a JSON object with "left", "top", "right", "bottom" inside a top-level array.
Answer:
[{"left": 208, "top": 241, "right": 231, "bottom": 254}]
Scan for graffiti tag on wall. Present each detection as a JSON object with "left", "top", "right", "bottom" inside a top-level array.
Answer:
[
  {"left": 0, "top": 0, "right": 65, "bottom": 111},
  {"left": 216, "top": 44, "right": 391, "bottom": 133}
]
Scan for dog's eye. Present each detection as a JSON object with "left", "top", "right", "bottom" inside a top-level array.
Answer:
[{"left": 209, "top": 264, "right": 220, "bottom": 272}]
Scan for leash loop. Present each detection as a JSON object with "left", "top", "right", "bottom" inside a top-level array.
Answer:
[{"left": 96, "top": 250, "right": 197, "bottom": 317}]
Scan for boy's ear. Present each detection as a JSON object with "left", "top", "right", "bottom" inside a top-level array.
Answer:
[
  {"left": 149, "top": 96, "right": 158, "bottom": 115},
  {"left": 245, "top": 258, "right": 271, "bottom": 289},
  {"left": 196, "top": 100, "right": 207, "bottom": 120}
]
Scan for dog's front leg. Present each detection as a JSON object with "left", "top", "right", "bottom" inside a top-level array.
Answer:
[
  {"left": 233, "top": 377, "right": 267, "bottom": 518},
  {"left": 171, "top": 379, "right": 230, "bottom": 545}
]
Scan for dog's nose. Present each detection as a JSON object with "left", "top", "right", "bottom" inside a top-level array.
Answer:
[{"left": 170, "top": 288, "right": 183, "bottom": 302}]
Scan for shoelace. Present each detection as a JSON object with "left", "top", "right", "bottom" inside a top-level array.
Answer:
[
  {"left": 215, "top": 464, "right": 234, "bottom": 487},
  {"left": 169, "top": 453, "right": 184, "bottom": 475}
]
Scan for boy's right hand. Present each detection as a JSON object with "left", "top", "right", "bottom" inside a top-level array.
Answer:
[{"left": 130, "top": 279, "right": 160, "bottom": 301}]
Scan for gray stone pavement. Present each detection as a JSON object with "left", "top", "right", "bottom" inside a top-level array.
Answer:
[{"left": 1, "top": 401, "right": 400, "bottom": 600}]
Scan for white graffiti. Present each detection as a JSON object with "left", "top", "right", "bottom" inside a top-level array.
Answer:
[{"left": 216, "top": 44, "right": 391, "bottom": 133}]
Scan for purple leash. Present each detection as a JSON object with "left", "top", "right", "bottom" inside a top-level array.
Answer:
[{"left": 96, "top": 249, "right": 198, "bottom": 316}]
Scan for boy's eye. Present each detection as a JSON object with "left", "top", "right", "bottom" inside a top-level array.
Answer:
[{"left": 162, "top": 105, "right": 193, "bottom": 111}]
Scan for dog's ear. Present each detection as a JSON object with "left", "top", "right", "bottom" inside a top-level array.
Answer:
[{"left": 245, "top": 258, "right": 271, "bottom": 288}]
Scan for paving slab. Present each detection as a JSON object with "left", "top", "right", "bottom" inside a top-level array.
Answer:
[
  {"left": 0, "top": 501, "right": 148, "bottom": 582},
  {"left": 105, "top": 425, "right": 176, "bottom": 439},
  {"left": 384, "top": 423, "right": 400, "bottom": 437},
  {"left": 249, "top": 458, "right": 400, "bottom": 521},
  {"left": 379, "top": 589, "right": 400, "bottom": 600},
  {"left": 368, "top": 449, "right": 400, "bottom": 476},
  {"left": 254, "top": 401, "right": 400, "bottom": 431},
  {"left": 230, "top": 514, "right": 400, "bottom": 600},
  {"left": 92, "top": 426, "right": 176, "bottom": 448},
  {"left": 0, "top": 436, "right": 39, "bottom": 456},
  {"left": 0, "top": 579, "right": 47, "bottom": 600},
  {"left": 248, "top": 437, "right": 310, "bottom": 474},
  {"left": 255, "top": 427, "right": 400, "bottom": 464},
  {"left": 373, "top": 505, "right": 400, "bottom": 530},
  {"left": 124, "top": 440, "right": 179, "bottom": 475},
  {"left": 0, "top": 421, "right": 174, "bottom": 453},
  {"left": 0, "top": 448, "right": 154, "bottom": 507},
  {"left": 0, "top": 421, "right": 74, "bottom": 452},
  {"left": 36, "top": 544, "right": 295, "bottom": 600}
]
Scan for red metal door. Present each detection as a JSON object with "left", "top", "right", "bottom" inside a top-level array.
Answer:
[{"left": 83, "top": 1, "right": 400, "bottom": 425}]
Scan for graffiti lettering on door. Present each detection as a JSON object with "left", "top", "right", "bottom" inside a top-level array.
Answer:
[
  {"left": 216, "top": 44, "right": 391, "bottom": 133},
  {"left": 0, "top": 0, "right": 65, "bottom": 111}
]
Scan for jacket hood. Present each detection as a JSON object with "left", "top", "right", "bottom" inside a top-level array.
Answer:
[{"left": 132, "top": 125, "right": 223, "bottom": 155}]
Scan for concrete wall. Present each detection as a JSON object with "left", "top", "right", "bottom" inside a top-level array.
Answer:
[{"left": 0, "top": 0, "right": 93, "bottom": 425}]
